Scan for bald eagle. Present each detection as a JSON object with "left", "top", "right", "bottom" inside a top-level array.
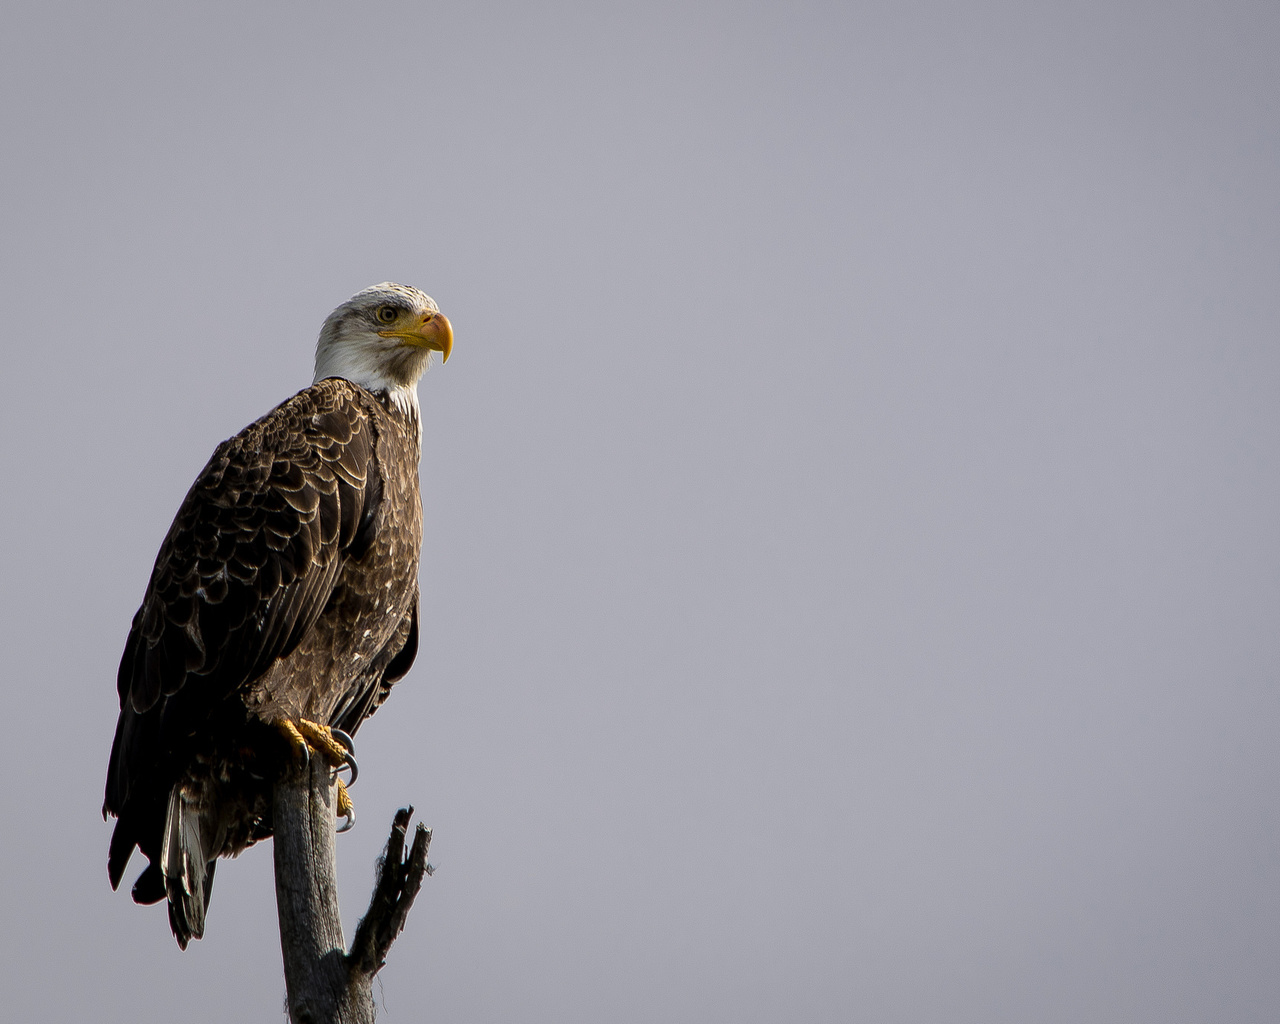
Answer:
[{"left": 103, "top": 284, "right": 452, "bottom": 948}]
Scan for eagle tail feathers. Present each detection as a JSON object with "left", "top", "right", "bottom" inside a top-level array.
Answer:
[
  {"left": 131, "top": 863, "right": 166, "bottom": 905},
  {"left": 106, "top": 817, "right": 135, "bottom": 891},
  {"left": 161, "top": 785, "right": 218, "bottom": 949}
]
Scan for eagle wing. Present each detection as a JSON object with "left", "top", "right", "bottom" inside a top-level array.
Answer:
[{"left": 104, "top": 379, "right": 384, "bottom": 821}]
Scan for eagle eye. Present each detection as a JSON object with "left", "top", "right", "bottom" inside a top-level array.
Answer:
[{"left": 375, "top": 305, "right": 398, "bottom": 324}]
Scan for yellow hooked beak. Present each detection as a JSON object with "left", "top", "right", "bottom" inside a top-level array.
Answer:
[{"left": 379, "top": 310, "right": 453, "bottom": 363}]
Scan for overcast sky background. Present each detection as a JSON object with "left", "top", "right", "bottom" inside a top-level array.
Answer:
[{"left": 1, "top": 2, "right": 1278, "bottom": 1021}]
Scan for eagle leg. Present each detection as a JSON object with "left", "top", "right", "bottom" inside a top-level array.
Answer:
[
  {"left": 295, "top": 719, "right": 359, "bottom": 785},
  {"left": 336, "top": 780, "right": 356, "bottom": 833}
]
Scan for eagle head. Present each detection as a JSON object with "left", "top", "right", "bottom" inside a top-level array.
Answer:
[{"left": 313, "top": 283, "right": 453, "bottom": 394}]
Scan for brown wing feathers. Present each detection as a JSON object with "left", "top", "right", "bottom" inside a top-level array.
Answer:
[{"left": 104, "top": 381, "right": 383, "bottom": 871}]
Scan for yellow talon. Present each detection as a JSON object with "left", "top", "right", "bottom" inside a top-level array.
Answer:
[
  {"left": 295, "top": 718, "right": 351, "bottom": 768},
  {"left": 276, "top": 719, "right": 357, "bottom": 781},
  {"left": 275, "top": 718, "right": 359, "bottom": 832},
  {"left": 277, "top": 720, "right": 311, "bottom": 768},
  {"left": 336, "top": 779, "right": 356, "bottom": 832}
]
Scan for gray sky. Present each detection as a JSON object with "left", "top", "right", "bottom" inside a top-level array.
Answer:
[{"left": 2, "top": 2, "right": 1278, "bottom": 1021}]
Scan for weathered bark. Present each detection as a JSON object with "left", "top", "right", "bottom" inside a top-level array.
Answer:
[{"left": 274, "top": 758, "right": 432, "bottom": 1024}]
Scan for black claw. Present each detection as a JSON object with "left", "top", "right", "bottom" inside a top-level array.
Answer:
[
  {"left": 340, "top": 749, "right": 358, "bottom": 786},
  {"left": 337, "top": 806, "right": 356, "bottom": 833},
  {"left": 330, "top": 729, "right": 359, "bottom": 785}
]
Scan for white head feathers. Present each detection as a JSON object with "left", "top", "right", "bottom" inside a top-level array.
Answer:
[{"left": 313, "top": 283, "right": 451, "bottom": 421}]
